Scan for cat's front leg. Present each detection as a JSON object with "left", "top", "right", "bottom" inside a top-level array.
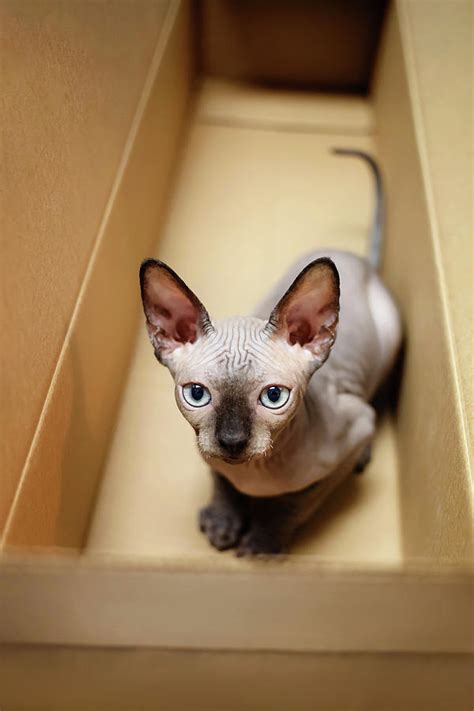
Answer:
[
  {"left": 199, "top": 471, "right": 249, "bottom": 551},
  {"left": 235, "top": 481, "right": 321, "bottom": 557},
  {"left": 236, "top": 469, "right": 354, "bottom": 557}
]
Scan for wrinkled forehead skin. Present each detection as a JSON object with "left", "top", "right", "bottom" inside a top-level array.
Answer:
[{"left": 168, "top": 316, "right": 312, "bottom": 393}]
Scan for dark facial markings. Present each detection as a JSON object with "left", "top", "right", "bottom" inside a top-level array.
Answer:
[{"left": 215, "top": 386, "right": 252, "bottom": 460}]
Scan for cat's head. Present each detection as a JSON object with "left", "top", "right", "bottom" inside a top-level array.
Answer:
[{"left": 139, "top": 258, "right": 339, "bottom": 464}]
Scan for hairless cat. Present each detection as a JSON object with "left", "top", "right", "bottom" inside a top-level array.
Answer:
[{"left": 139, "top": 149, "right": 402, "bottom": 555}]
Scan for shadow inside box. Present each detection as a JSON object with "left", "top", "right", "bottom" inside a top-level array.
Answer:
[{"left": 293, "top": 471, "right": 365, "bottom": 553}]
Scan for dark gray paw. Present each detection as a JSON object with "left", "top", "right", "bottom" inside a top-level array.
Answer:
[
  {"left": 235, "top": 528, "right": 284, "bottom": 557},
  {"left": 199, "top": 505, "right": 244, "bottom": 551}
]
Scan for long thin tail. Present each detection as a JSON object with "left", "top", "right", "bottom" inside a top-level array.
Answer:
[{"left": 331, "top": 148, "right": 384, "bottom": 270}]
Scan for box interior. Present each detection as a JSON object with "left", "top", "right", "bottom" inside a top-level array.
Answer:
[
  {"left": 86, "top": 81, "right": 402, "bottom": 563},
  {"left": 2, "top": 1, "right": 471, "bottom": 572}
]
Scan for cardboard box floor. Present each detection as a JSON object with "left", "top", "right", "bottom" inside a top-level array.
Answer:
[{"left": 87, "top": 82, "right": 401, "bottom": 563}]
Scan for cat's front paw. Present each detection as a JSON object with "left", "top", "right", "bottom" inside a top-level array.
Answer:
[
  {"left": 235, "top": 527, "right": 284, "bottom": 557},
  {"left": 199, "top": 504, "right": 244, "bottom": 551}
]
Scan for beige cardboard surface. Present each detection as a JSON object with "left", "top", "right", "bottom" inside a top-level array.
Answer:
[
  {"left": 1, "top": 556, "right": 472, "bottom": 652},
  {"left": 87, "top": 88, "right": 401, "bottom": 563},
  {"left": 2, "top": 0, "right": 470, "bottom": 562},
  {"left": 0, "top": 0, "right": 472, "bottom": 664},
  {"left": 0, "top": 0, "right": 171, "bottom": 535},
  {"left": 3, "top": 0, "right": 193, "bottom": 548},
  {"left": 199, "top": 0, "right": 387, "bottom": 91},
  {"left": 400, "top": 0, "right": 473, "bottom": 458},
  {"left": 373, "top": 2, "right": 472, "bottom": 560},
  {"left": 1, "top": 646, "right": 472, "bottom": 711},
  {"left": 196, "top": 77, "right": 375, "bottom": 134}
]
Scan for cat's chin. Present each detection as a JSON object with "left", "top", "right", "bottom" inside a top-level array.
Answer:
[
  {"left": 221, "top": 455, "right": 248, "bottom": 465},
  {"left": 206, "top": 453, "right": 248, "bottom": 466},
  {"left": 205, "top": 450, "right": 270, "bottom": 467}
]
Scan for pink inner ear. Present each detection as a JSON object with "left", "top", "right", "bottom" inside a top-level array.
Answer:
[
  {"left": 283, "top": 286, "right": 337, "bottom": 348},
  {"left": 144, "top": 269, "right": 202, "bottom": 350},
  {"left": 286, "top": 308, "right": 320, "bottom": 347},
  {"left": 176, "top": 316, "right": 198, "bottom": 343},
  {"left": 271, "top": 261, "right": 339, "bottom": 365},
  {"left": 286, "top": 303, "right": 312, "bottom": 345}
]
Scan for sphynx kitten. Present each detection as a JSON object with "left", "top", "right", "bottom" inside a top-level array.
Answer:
[{"left": 139, "top": 149, "right": 401, "bottom": 556}]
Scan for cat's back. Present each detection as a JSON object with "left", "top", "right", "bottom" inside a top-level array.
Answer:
[
  {"left": 253, "top": 249, "right": 368, "bottom": 319},
  {"left": 254, "top": 249, "right": 401, "bottom": 399}
]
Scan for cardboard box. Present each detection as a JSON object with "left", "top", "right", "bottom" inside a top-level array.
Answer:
[{"left": 1, "top": 1, "right": 472, "bottom": 708}]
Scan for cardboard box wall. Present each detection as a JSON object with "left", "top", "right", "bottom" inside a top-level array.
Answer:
[
  {"left": 0, "top": 1, "right": 472, "bottom": 708},
  {"left": 0, "top": 0, "right": 176, "bottom": 536}
]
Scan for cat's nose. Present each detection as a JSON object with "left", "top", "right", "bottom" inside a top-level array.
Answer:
[{"left": 218, "top": 433, "right": 248, "bottom": 458}]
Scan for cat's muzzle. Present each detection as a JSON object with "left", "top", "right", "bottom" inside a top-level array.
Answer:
[{"left": 217, "top": 432, "right": 249, "bottom": 461}]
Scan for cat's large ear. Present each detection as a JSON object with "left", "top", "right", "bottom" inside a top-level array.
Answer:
[
  {"left": 266, "top": 258, "right": 340, "bottom": 368},
  {"left": 139, "top": 259, "right": 213, "bottom": 363}
]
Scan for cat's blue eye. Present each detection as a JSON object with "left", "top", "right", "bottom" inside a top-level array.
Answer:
[
  {"left": 259, "top": 385, "right": 290, "bottom": 410},
  {"left": 182, "top": 383, "right": 211, "bottom": 407}
]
